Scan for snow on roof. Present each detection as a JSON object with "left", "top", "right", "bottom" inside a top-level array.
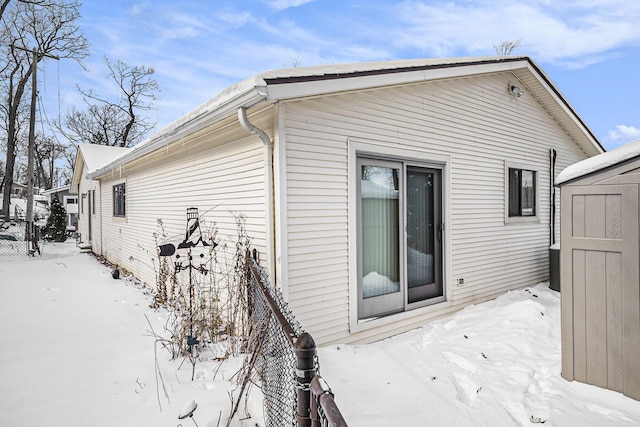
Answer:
[
  {"left": 129, "top": 56, "right": 519, "bottom": 153},
  {"left": 556, "top": 138, "right": 640, "bottom": 185},
  {"left": 257, "top": 55, "right": 524, "bottom": 81},
  {"left": 173, "top": 57, "right": 531, "bottom": 132},
  {"left": 78, "top": 144, "right": 131, "bottom": 172},
  {"left": 89, "top": 55, "right": 602, "bottom": 179},
  {"left": 40, "top": 185, "right": 70, "bottom": 195},
  {"left": 91, "top": 56, "right": 535, "bottom": 179}
]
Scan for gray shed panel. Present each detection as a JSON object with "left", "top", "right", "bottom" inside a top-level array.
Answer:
[{"left": 559, "top": 148, "right": 640, "bottom": 401}]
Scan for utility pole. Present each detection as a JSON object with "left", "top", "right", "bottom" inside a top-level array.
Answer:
[{"left": 14, "top": 45, "right": 59, "bottom": 254}]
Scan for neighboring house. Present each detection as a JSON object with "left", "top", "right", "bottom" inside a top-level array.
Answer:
[
  {"left": 41, "top": 185, "right": 79, "bottom": 230},
  {"left": 11, "top": 182, "right": 28, "bottom": 197},
  {"left": 556, "top": 138, "right": 640, "bottom": 400},
  {"left": 75, "top": 56, "right": 603, "bottom": 344},
  {"left": 0, "top": 183, "right": 45, "bottom": 222},
  {"left": 70, "top": 144, "right": 131, "bottom": 249}
]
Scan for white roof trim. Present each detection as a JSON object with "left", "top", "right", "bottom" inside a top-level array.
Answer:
[{"left": 88, "top": 56, "right": 603, "bottom": 179}]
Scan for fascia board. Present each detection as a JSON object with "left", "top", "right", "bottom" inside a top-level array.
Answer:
[
  {"left": 264, "top": 61, "right": 530, "bottom": 100},
  {"left": 519, "top": 61, "right": 604, "bottom": 156},
  {"left": 69, "top": 149, "right": 85, "bottom": 193}
]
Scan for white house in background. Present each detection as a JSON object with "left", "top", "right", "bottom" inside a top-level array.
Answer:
[
  {"left": 75, "top": 56, "right": 604, "bottom": 344},
  {"left": 41, "top": 185, "right": 79, "bottom": 230},
  {"left": 70, "top": 144, "right": 130, "bottom": 250}
]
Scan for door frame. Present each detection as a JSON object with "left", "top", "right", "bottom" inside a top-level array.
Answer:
[
  {"left": 348, "top": 139, "right": 451, "bottom": 333},
  {"left": 87, "top": 189, "right": 92, "bottom": 243},
  {"left": 355, "top": 153, "right": 446, "bottom": 320}
]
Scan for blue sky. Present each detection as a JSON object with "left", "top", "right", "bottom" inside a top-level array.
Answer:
[{"left": 39, "top": 0, "right": 640, "bottom": 150}]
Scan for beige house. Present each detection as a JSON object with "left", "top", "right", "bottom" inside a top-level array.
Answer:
[
  {"left": 557, "top": 139, "right": 640, "bottom": 400},
  {"left": 75, "top": 56, "right": 603, "bottom": 344}
]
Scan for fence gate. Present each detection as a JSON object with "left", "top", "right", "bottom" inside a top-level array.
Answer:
[{"left": 560, "top": 184, "right": 640, "bottom": 400}]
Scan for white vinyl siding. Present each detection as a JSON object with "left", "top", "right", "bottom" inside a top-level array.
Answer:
[
  {"left": 282, "top": 72, "right": 590, "bottom": 344},
  {"left": 76, "top": 163, "right": 101, "bottom": 251},
  {"left": 97, "top": 112, "right": 271, "bottom": 288},
  {"left": 76, "top": 164, "right": 90, "bottom": 243}
]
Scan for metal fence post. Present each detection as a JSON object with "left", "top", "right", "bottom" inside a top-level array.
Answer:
[{"left": 294, "top": 332, "right": 316, "bottom": 427}]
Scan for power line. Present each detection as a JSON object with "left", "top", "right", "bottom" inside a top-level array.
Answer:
[{"left": 12, "top": 45, "right": 59, "bottom": 255}]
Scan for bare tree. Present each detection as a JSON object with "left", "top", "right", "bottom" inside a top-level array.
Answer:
[
  {"left": 0, "top": 0, "right": 11, "bottom": 22},
  {"left": 0, "top": 0, "right": 88, "bottom": 219},
  {"left": 0, "top": 158, "right": 4, "bottom": 192},
  {"left": 61, "top": 56, "right": 159, "bottom": 149},
  {"left": 33, "top": 133, "right": 64, "bottom": 188},
  {"left": 494, "top": 38, "right": 523, "bottom": 56}
]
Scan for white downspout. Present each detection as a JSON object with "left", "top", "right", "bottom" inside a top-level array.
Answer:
[{"left": 238, "top": 107, "right": 275, "bottom": 281}]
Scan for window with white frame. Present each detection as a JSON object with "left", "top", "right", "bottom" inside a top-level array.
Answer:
[
  {"left": 113, "top": 183, "right": 126, "bottom": 217},
  {"left": 507, "top": 165, "right": 537, "bottom": 219}
]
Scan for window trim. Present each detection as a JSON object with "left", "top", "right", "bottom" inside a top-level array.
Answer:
[
  {"left": 505, "top": 161, "right": 540, "bottom": 224},
  {"left": 113, "top": 183, "right": 126, "bottom": 218},
  {"left": 90, "top": 190, "right": 96, "bottom": 215}
]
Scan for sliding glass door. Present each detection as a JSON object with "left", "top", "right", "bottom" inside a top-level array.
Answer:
[{"left": 358, "top": 157, "right": 443, "bottom": 320}]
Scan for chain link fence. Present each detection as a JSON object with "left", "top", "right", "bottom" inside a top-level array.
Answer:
[
  {"left": 247, "top": 251, "right": 303, "bottom": 426},
  {"left": 243, "top": 250, "right": 347, "bottom": 427},
  {"left": 0, "top": 221, "right": 27, "bottom": 256}
]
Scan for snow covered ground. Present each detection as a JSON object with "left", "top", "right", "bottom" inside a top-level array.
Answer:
[
  {"left": 1, "top": 242, "right": 640, "bottom": 426},
  {"left": 0, "top": 242, "right": 262, "bottom": 427}
]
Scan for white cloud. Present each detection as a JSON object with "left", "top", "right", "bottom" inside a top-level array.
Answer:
[
  {"left": 218, "top": 11, "right": 253, "bottom": 29},
  {"left": 608, "top": 125, "right": 640, "bottom": 141},
  {"left": 162, "top": 26, "right": 199, "bottom": 40},
  {"left": 128, "top": 2, "right": 150, "bottom": 16},
  {"left": 268, "top": 0, "right": 316, "bottom": 11},
  {"left": 391, "top": 0, "right": 640, "bottom": 68}
]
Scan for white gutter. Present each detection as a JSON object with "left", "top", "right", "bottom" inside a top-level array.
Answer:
[
  {"left": 238, "top": 107, "right": 276, "bottom": 281},
  {"left": 88, "top": 83, "right": 268, "bottom": 180}
]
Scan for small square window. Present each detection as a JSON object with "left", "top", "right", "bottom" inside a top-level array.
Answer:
[
  {"left": 508, "top": 167, "right": 536, "bottom": 217},
  {"left": 113, "top": 183, "right": 126, "bottom": 217}
]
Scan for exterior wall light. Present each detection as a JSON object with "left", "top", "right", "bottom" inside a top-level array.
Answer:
[{"left": 510, "top": 84, "right": 524, "bottom": 98}]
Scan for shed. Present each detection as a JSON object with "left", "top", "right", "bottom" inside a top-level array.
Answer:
[
  {"left": 556, "top": 138, "right": 640, "bottom": 400},
  {"left": 76, "top": 56, "right": 604, "bottom": 344}
]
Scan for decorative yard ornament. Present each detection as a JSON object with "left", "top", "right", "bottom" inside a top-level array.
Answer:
[
  {"left": 177, "top": 207, "right": 211, "bottom": 249},
  {"left": 154, "top": 207, "right": 218, "bottom": 373},
  {"left": 156, "top": 207, "right": 217, "bottom": 258},
  {"left": 158, "top": 242, "right": 176, "bottom": 257}
]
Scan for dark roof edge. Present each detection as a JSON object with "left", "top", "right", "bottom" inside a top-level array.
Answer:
[
  {"left": 263, "top": 56, "right": 528, "bottom": 85},
  {"left": 525, "top": 59, "right": 605, "bottom": 153}
]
